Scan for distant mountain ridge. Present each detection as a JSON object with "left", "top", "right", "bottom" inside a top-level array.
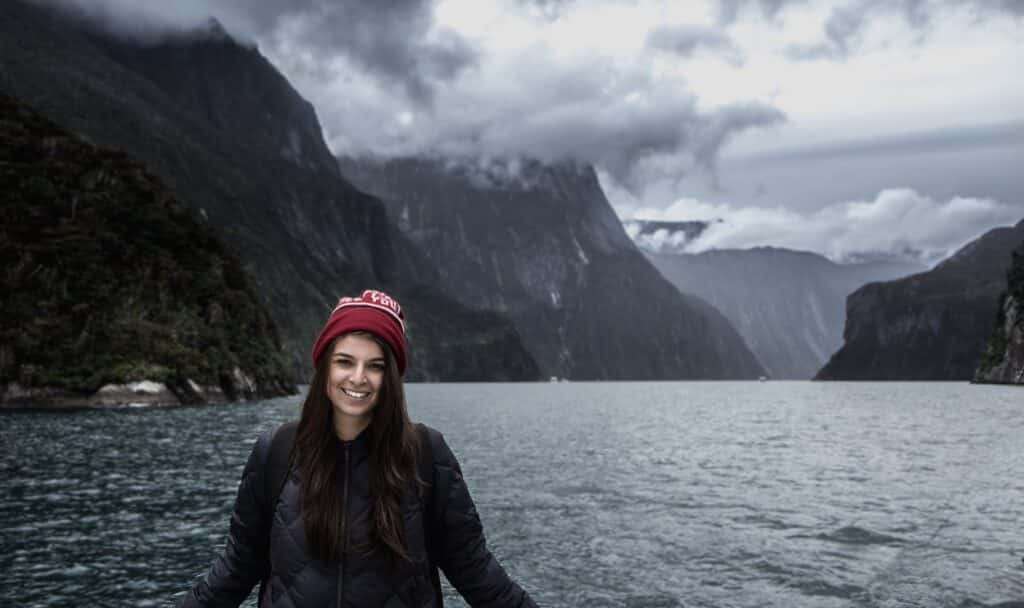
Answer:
[
  {"left": 639, "top": 245, "right": 924, "bottom": 378},
  {"left": 0, "top": 0, "right": 540, "bottom": 381},
  {"left": 817, "top": 218, "right": 1024, "bottom": 380},
  {"left": 338, "top": 156, "right": 766, "bottom": 380}
]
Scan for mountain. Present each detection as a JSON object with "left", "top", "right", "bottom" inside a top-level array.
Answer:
[
  {"left": 637, "top": 242, "right": 924, "bottom": 378},
  {"left": 0, "top": 0, "right": 539, "bottom": 381},
  {"left": 0, "top": 95, "right": 294, "bottom": 407},
  {"left": 816, "top": 218, "right": 1024, "bottom": 380},
  {"left": 974, "top": 240, "right": 1024, "bottom": 384},
  {"left": 337, "top": 156, "right": 765, "bottom": 379}
]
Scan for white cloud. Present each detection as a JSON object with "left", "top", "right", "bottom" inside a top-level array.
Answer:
[{"left": 619, "top": 188, "right": 1024, "bottom": 263}]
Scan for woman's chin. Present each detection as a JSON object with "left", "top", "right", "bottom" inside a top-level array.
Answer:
[{"left": 331, "top": 398, "right": 377, "bottom": 421}]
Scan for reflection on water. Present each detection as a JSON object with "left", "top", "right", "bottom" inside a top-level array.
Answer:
[{"left": 1, "top": 382, "right": 1022, "bottom": 607}]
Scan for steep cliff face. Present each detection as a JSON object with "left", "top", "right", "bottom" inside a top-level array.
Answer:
[
  {"left": 0, "top": 95, "right": 295, "bottom": 406},
  {"left": 639, "top": 244, "right": 923, "bottom": 378},
  {"left": 974, "top": 241, "right": 1024, "bottom": 385},
  {"left": 816, "top": 218, "right": 1024, "bottom": 380},
  {"left": 338, "top": 156, "right": 765, "bottom": 379},
  {"left": 86, "top": 20, "right": 340, "bottom": 177},
  {"left": 0, "top": 1, "right": 539, "bottom": 381}
]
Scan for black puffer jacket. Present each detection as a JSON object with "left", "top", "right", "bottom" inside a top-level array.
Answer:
[{"left": 181, "top": 424, "right": 537, "bottom": 607}]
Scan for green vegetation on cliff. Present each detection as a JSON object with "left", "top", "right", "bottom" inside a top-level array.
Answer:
[{"left": 0, "top": 95, "right": 295, "bottom": 402}]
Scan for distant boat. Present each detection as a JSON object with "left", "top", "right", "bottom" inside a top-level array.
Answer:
[
  {"left": 549, "top": 376, "right": 559, "bottom": 382},
  {"left": 758, "top": 376, "right": 768, "bottom": 382}
]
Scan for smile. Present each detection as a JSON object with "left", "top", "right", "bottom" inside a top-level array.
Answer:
[{"left": 342, "top": 388, "right": 370, "bottom": 399}]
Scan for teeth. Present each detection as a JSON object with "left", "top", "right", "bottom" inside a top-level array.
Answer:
[{"left": 342, "top": 388, "right": 369, "bottom": 399}]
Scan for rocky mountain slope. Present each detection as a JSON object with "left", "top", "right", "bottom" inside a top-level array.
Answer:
[
  {"left": 338, "top": 156, "right": 765, "bottom": 379},
  {"left": 817, "top": 218, "right": 1024, "bottom": 380},
  {"left": 0, "top": 0, "right": 539, "bottom": 381},
  {"left": 974, "top": 240, "right": 1024, "bottom": 384},
  {"left": 635, "top": 239, "right": 923, "bottom": 378},
  {"left": 0, "top": 95, "right": 295, "bottom": 407}
]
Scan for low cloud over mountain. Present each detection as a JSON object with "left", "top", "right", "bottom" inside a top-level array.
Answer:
[
  {"left": 620, "top": 188, "right": 1024, "bottom": 265},
  {"left": 36, "top": 0, "right": 475, "bottom": 103},
  {"left": 32, "top": 0, "right": 1023, "bottom": 216}
]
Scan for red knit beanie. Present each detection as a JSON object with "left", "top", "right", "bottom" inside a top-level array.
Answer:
[{"left": 310, "top": 289, "right": 407, "bottom": 375}]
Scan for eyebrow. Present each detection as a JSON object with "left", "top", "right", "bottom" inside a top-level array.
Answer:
[{"left": 332, "top": 352, "right": 385, "bottom": 362}]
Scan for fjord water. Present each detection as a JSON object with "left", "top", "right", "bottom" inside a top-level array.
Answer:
[{"left": 1, "top": 382, "right": 1021, "bottom": 607}]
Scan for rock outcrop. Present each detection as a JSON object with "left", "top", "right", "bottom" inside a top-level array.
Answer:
[
  {"left": 816, "top": 218, "right": 1024, "bottom": 380},
  {"left": 0, "top": 95, "right": 295, "bottom": 407},
  {"left": 974, "top": 240, "right": 1024, "bottom": 384},
  {"left": 337, "top": 156, "right": 765, "bottom": 379}
]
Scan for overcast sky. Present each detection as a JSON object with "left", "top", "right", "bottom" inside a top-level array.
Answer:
[{"left": 46, "top": 0, "right": 1024, "bottom": 262}]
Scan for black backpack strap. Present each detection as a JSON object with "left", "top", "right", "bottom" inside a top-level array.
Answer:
[
  {"left": 257, "top": 420, "right": 298, "bottom": 607},
  {"left": 264, "top": 421, "right": 299, "bottom": 517},
  {"left": 416, "top": 423, "right": 444, "bottom": 607}
]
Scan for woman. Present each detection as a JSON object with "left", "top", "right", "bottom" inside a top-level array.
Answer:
[{"left": 181, "top": 289, "right": 537, "bottom": 607}]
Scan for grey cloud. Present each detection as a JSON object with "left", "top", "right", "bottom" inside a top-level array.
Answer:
[
  {"left": 515, "top": 0, "right": 576, "bottom": 21},
  {"left": 785, "top": 0, "right": 872, "bottom": 61},
  {"left": 742, "top": 121, "right": 1024, "bottom": 164},
  {"left": 998, "top": 0, "right": 1024, "bottom": 15},
  {"left": 901, "top": 0, "right": 930, "bottom": 27},
  {"left": 35, "top": 0, "right": 476, "bottom": 104},
  {"left": 31, "top": 0, "right": 784, "bottom": 195},
  {"left": 689, "top": 102, "right": 786, "bottom": 185},
  {"left": 311, "top": 48, "right": 787, "bottom": 194},
  {"left": 720, "top": 0, "right": 1022, "bottom": 31},
  {"left": 717, "top": 0, "right": 804, "bottom": 25},
  {"left": 452, "top": 94, "right": 703, "bottom": 186},
  {"left": 656, "top": 188, "right": 1023, "bottom": 266},
  {"left": 492, "top": 98, "right": 782, "bottom": 193},
  {"left": 30, "top": 0, "right": 232, "bottom": 42},
  {"left": 646, "top": 25, "right": 744, "bottom": 65},
  {"left": 667, "top": 123, "right": 1024, "bottom": 215},
  {"left": 263, "top": 1, "right": 476, "bottom": 104},
  {"left": 822, "top": 3, "right": 868, "bottom": 54},
  {"left": 960, "top": 0, "right": 1024, "bottom": 18},
  {"left": 785, "top": 0, "right": 1023, "bottom": 61}
]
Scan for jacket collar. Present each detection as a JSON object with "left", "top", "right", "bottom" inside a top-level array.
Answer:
[{"left": 334, "top": 425, "right": 371, "bottom": 462}]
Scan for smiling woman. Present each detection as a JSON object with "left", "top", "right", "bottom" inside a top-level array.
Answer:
[
  {"left": 326, "top": 334, "right": 388, "bottom": 439},
  {"left": 179, "top": 290, "right": 537, "bottom": 607}
]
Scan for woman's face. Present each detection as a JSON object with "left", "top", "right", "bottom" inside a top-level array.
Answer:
[{"left": 326, "top": 333, "right": 385, "bottom": 435}]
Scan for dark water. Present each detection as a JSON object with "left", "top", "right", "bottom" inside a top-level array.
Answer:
[{"left": 2, "top": 382, "right": 1022, "bottom": 607}]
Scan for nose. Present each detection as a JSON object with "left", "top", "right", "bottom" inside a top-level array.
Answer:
[{"left": 350, "top": 364, "right": 368, "bottom": 385}]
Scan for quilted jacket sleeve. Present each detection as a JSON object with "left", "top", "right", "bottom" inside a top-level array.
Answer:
[
  {"left": 431, "top": 431, "right": 539, "bottom": 608},
  {"left": 179, "top": 431, "right": 273, "bottom": 608}
]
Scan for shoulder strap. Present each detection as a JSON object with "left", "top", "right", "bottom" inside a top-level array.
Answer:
[
  {"left": 264, "top": 421, "right": 298, "bottom": 522},
  {"left": 416, "top": 423, "right": 444, "bottom": 607},
  {"left": 255, "top": 421, "right": 297, "bottom": 608}
]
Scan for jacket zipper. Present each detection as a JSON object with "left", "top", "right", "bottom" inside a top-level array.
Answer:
[{"left": 336, "top": 442, "right": 350, "bottom": 608}]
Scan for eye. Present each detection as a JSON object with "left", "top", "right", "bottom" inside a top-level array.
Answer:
[
  {"left": 333, "top": 358, "right": 353, "bottom": 367},
  {"left": 370, "top": 362, "right": 386, "bottom": 371}
]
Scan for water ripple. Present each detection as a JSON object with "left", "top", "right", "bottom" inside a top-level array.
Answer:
[{"left": 1, "top": 382, "right": 1022, "bottom": 607}]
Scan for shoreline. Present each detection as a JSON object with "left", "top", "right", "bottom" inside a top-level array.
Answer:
[{"left": 1, "top": 375, "right": 298, "bottom": 410}]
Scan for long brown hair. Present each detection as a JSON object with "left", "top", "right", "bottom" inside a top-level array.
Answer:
[{"left": 291, "top": 331, "right": 422, "bottom": 563}]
